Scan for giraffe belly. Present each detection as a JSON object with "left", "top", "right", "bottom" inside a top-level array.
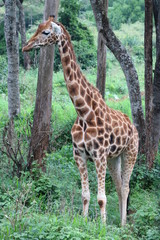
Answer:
[
  {"left": 107, "top": 146, "right": 126, "bottom": 159},
  {"left": 72, "top": 118, "right": 131, "bottom": 161},
  {"left": 72, "top": 130, "right": 98, "bottom": 160},
  {"left": 73, "top": 131, "right": 127, "bottom": 161},
  {"left": 107, "top": 135, "right": 129, "bottom": 159},
  {"left": 83, "top": 128, "right": 129, "bottom": 160}
]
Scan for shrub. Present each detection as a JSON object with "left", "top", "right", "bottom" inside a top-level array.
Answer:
[
  {"left": 0, "top": 146, "right": 159, "bottom": 239},
  {"left": 131, "top": 189, "right": 160, "bottom": 238},
  {"left": 0, "top": 55, "right": 8, "bottom": 94},
  {"left": 50, "top": 101, "right": 76, "bottom": 150},
  {"left": 0, "top": 114, "right": 33, "bottom": 179},
  {"left": 130, "top": 162, "right": 160, "bottom": 190},
  {"left": 73, "top": 40, "right": 96, "bottom": 70}
]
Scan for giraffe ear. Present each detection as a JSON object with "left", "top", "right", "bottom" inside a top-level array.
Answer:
[{"left": 51, "top": 22, "right": 61, "bottom": 35}]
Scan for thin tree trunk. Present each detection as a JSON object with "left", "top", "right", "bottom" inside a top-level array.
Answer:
[
  {"left": 27, "top": 0, "right": 60, "bottom": 171},
  {"left": 96, "top": 0, "right": 108, "bottom": 99},
  {"left": 4, "top": 0, "right": 20, "bottom": 118},
  {"left": 16, "top": 0, "right": 31, "bottom": 70},
  {"left": 151, "top": 0, "right": 160, "bottom": 168},
  {"left": 90, "top": 0, "right": 145, "bottom": 151},
  {"left": 145, "top": 0, "right": 153, "bottom": 168}
]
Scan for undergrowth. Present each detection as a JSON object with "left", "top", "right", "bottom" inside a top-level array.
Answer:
[{"left": 0, "top": 146, "right": 159, "bottom": 239}]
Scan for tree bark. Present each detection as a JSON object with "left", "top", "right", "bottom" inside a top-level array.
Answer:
[
  {"left": 151, "top": 0, "right": 160, "bottom": 168},
  {"left": 145, "top": 0, "right": 153, "bottom": 168},
  {"left": 90, "top": 0, "right": 145, "bottom": 151},
  {"left": 28, "top": 0, "right": 60, "bottom": 172},
  {"left": 16, "top": 0, "right": 31, "bottom": 70},
  {"left": 96, "top": 0, "right": 108, "bottom": 99},
  {"left": 4, "top": 0, "right": 20, "bottom": 118}
]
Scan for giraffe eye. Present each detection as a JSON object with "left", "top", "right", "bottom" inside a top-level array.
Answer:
[{"left": 42, "top": 30, "right": 50, "bottom": 35}]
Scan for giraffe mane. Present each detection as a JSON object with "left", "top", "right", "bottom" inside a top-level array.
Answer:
[{"left": 56, "top": 22, "right": 77, "bottom": 62}]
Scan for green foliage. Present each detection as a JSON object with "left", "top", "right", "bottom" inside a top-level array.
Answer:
[
  {"left": 109, "top": 0, "right": 145, "bottom": 29},
  {"left": 0, "top": 55, "right": 8, "bottom": 94},
  {"left": 59, "top": 0, "right": 80, "bottom": 40},
  {"left": 19, "top": 68, "right": 38, "bottom": 108},
  {"left": 0, "top": 96, "right": 8, "bottom": 120},
  {"left": 130, "top": 161, "right": 160, "bottom": 190},
  {"left": 73, "top": 40, "right": 96, "bottom": 69},
  {"left": 131, "top": 190, "right": 160, "bottom": 239},
  {"left": 0, "top": 23, "right": 6, "bottom": 56},
  {"left": 115, "top": 22, "right": 144, "bottom": 61},
  {"left": 54, "top": 0, "right": 96, "bottom": 71},
  {"left": 0, "top": 146, "right": 160, "bottom": 239},
  {"left": 0, "top": 212, "right": 107, "bottom": 240},
  {"left": 59, "top": 0, "right": 91, "bottom": 42},
  {"left": 107, "top": 99, "right": 132, "bottom": 119},
  {"left": 0, "top": 113, "right": 33, "bottom": 179},
  {"left": 50, "top": 101, "right": 76, "bottom": 150},
  {"left": 23, "top": 1, "right": 44, "bottom": 30}
]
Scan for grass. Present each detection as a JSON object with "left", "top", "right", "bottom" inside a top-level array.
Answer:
[{"left": 0, "top": 146, "right": 159, "bottom": 239}]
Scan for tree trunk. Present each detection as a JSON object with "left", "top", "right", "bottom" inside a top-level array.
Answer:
[
  {"left": 90, "top": 0, "right": 145, "bottom": 151},
  {"left": 28, "top": 0, "right": 60, "bottom": 172},
  {"left": 145, "top": 0, "right": 153, "bottom": 168},
  {"left": 96, "top": 0, "right": 108, "bottom": 99},
  {"left": 4, "top": 0, "right": 20, "bottom": 118},
  {"left": 151, "top": 0, "right": 160, "bottom": 168},
  {"left": 16, "top": 0, "right": 31, "bottom": 70}
]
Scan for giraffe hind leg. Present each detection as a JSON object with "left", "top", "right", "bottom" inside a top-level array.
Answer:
[
  {"left": 121, "top": 149, "right": 137, "bottom": 226},
  {"left": 108, "top": 156, "right": 122, "bottom": 221}
]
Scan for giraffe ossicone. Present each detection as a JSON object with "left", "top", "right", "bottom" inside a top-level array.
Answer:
[{"left": 23, "top": 17, "right": 139, "bottom": 226}]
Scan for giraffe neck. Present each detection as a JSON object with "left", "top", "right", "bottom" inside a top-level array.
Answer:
[
  {"left": 58, "top": 35, "right": 78, "bottom": 84},
  {"left": 58, "top": 34, "right": 106, "bottom": 121}
]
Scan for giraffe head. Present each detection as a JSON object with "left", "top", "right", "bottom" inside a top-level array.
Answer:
[{"left": 22, "top": 16, "right": 62, "bottom": 52}]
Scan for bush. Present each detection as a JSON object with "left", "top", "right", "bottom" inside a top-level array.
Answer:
[
  {"left": 50, "top": 100, "right": 76, "bottom": 150},
  {"left": 131, "top": 189, "right": 160, "bottom": 238},
  {"left": 130, "top": 162, "right": 160, "bottom": 190},
  {"left": 73, "top": 40, "right": 96, "bottom": 70},
  {"left": 109, "top": 0, "right": 144, "bottom": 29},
  {"left": 0, "top": 114, "right": 33, "bottom": 179}
]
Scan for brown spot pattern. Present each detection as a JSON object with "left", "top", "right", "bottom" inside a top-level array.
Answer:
[
  {"left": 75, "top": 98, "right": 85, "bottom": 108},
  {"left": 68, "top": 83, "right": 79, "bottom": 96}
]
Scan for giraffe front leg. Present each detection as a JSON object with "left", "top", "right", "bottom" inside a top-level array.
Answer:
[
  {"left": 95, "top": 156, "right": 107, "bottom": 223},
  {"left": 73, "top": 150, "right": 90, "bottom": 217}
]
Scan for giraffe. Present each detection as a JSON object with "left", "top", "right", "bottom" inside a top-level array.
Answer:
[{"left": 23, "top": 16, "right": 139, "bottom": 226}]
